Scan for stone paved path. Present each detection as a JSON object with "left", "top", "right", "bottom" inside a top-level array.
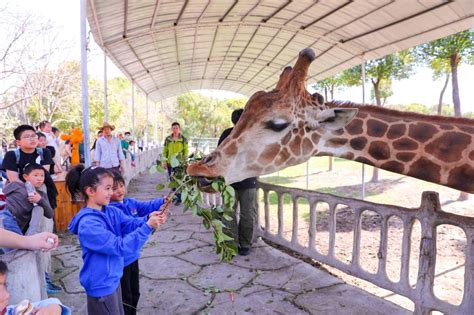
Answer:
[{"left": 51, "top": 171, "right": 411, "bottom": 314}]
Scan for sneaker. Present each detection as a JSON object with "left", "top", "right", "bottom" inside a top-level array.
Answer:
[
  {"left": 47, "top": 282, "right": 62, "bottom": 295},
  {"left": 239, "top": 247, "right": 250, "bottom": 256}
]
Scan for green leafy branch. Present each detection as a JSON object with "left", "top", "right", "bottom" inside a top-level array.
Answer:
[{"left": 152, "top": 152, "right": 238, "bottom": 262}]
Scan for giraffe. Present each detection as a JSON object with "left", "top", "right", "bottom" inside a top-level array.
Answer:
[{"left": 187, "top": 48, "right": 474, "bottom": 194}]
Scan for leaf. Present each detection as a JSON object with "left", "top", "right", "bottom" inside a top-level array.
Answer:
[
  {"left": 225, "top": 186, "right": 235, "bottom": 197},
  {"left": 168, "top": 181, "right": 178, "bottom": 189},
  {"left": 211, "top": 181, "right": 220, "bottom": 191},
  {"left": 155, "top": 184, "right": 165, "bottom": 191},
  {"left": 181, "top": 190, "right": 188, "bottom": 203},
  {"left": 222, "top": 213, "right": 233, "bottom": 221},
  {"left": 156, "top": 164, "right": 165, "bottom": 173}
]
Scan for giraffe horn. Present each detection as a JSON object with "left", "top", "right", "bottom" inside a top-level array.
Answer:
[
  {"left": 290, "top": 48, "right": 315, "bottom": 93},
  {"left": 275, "top": 66, "right": 293, "bottom": 90}
]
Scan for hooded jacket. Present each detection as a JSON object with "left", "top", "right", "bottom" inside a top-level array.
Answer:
[
  {"left": 4, "top": 181, "right": 53, "bottom": 233},
  {"left": 109, "top": 197, "right": 165, "bottom": 218},
  {"left": 68, "top": 205, "right": 152, "bottom": 298}
]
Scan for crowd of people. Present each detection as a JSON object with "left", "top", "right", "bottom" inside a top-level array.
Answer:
[{"left": 0, "top": 112, "right": 257, "bottom": 314}]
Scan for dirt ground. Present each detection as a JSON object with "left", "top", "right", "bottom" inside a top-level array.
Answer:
[{"left": 259, "top": 165, "right": 473, "bottom": 312}]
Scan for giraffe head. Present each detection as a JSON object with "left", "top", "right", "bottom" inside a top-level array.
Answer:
[{"left": 187, "top": 48, "right": 358, "bottom": 186}]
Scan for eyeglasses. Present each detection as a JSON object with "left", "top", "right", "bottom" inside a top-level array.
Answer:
[{"left": 21, "top": 134, "right": 38, "bottom": 140}]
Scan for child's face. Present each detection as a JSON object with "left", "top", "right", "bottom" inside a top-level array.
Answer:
[
  {"left": 0, "top": 274, "right": 9, "bottom": 312},
  {"left": 16, "top": 131, "right": 38, "bottom": 150},
  {"left": 23, "top": 169, "right": 45, "bottom": 188},
  {"left": 89, "top": 176, "right": 114, "bottom": 207},
  {"left": 37, "top": 136, "right": 47, "bottom": 148},
  {"left": 111, "top": 182, "right": 126, "bottom": 202}
]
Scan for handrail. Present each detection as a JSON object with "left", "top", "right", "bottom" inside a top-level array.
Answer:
[{"left": 256, "top": 181, "right": 474, "bottom": 314}]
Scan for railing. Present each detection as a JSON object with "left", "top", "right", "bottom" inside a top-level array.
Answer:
[
  {"left": 0, "top": 206, "right": 53, "bottom": 304},
  {"left": 188, "top": 137, "right": 218, "bottom": 155},
  {"left": 123, "top": 145, "right": 162, "bottom": 186},
  {"left": 256, "top": 181, "right": 474, "bottom": 315}
]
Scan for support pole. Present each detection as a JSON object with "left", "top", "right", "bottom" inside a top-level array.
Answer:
[
  {"left": 103, "top": 52, "right": 108, "bottom": 122},
  {"left": 153, "top": 102, "right": 158, "bottom": 145},
  {"left": 145, "top": 95, "right": 149, "bottom": 148},
  {"left": 306, "top": 160, "right": 309, "bottom": 190},
  {"left": 131, "top": 81, "right": 135, "bottom": 139},
  {"left": 80, "top": 0, "right": 91, "bottom": 167},
  {"left": 361, "top": 56, "right": 366, "bottom": 200}
]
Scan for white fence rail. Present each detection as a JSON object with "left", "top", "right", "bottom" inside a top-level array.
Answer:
[{"left": 256, "top": 181, "right": 473, "bottom": 314}]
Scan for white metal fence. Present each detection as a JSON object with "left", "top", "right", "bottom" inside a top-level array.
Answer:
[{"left": 256, "top": 181, "right": 473, "bottom": 314}]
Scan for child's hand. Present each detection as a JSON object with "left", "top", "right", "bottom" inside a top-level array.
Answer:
[
  {"left": 147, "top": 210, "right": 169, "bottom": 229},
  {"left": 28, "top": 191, "right": 42, "bottom": 204}
]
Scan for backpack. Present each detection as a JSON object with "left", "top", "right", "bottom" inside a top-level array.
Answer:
[{"left": 14, "top": 147, "right": 44, "bottom": 171}]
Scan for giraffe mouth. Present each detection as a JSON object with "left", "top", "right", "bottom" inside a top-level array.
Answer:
[{"left": 196, "top": 176, "right": 218, "bottom": 193}]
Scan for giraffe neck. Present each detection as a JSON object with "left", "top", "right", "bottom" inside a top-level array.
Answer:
[{"left": 313, "top": 103, "right": 474, "bottom": 193}]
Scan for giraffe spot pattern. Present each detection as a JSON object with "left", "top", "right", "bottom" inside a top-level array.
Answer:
[
  {"left": 409, "top": 158, "right": 441, "bottom": 184},
  {"left": 223, "top": 141, "right": 238, "bottom": 155},
  {"left": 470, "top": 151, "right": 474, "bottom": 161},
  {"left": 326, "top": 138, "right": 348, "bottom": 148},
  {"left": 396, "top": 152, "right": 416, "bottom": 162},
  {"left": 274, "top": 148, "right": 291, "bottom": 167},
  {"left": 425, "top": 132, "right": 471, "bottom": 163},
  {"left": 302, "top": 138, "right": 313, "bottom": 155},
  {"left": 258, "top": 143, "right": 281, "bottom": 164},
  {"left": 331, "top": 129, "right": 344, "bottom": 136},
  {"left": 290, "top": 136, "right": 302, "bottom": 156},
  {"left": 408, "top": 123, "right": 437, "bottom": 142},
  {"left": 448, "top": 164, "right": 474, "bottom": 193},
  {"left": 381, "top": 161, "right": 404, "bottom": 174},
  {"left": 339, "top": 152, "right": 354, "bottom": 160},
  {"left": 387, "top": 124, "right": 406, "bottom": 139},
  {"left": 393, "top": 138, "right": 418, "bottom": 151},
  {"left": 345, "top": 119, "right": 363, "bottom": 135},
  {"left": 350, "top": 137, "right": 368, "bottom": 151},
  {"left": 458, "top": 125, "right": 474, "bottom": 133},
  {"left": 355, "top": 156, "right": 374, "bottom": 166},
  {"left": 311, "top": 133, "right": 321, "bottom": 146},
  {"left": 366, "top": 119, "right": 388, "bottom": 137},
  {"left": 281, "top": 132, "right": 292, "bottom": 145},
  {"left": 369, "top": 141, "right": 391, "bottom": 160},
  {"left": 439, "top": 124, "right": 454, "bottom": 130}
]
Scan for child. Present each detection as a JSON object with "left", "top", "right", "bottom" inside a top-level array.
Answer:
[
  {"left": 0, "top": 163, "right": 53, "bottom": 236},
  {"left": 109, "top": 172, "right": 168, "bottom": 315},
  {"left": 0, "top": 261, "right": 71, "bottom": 315},
  {"left": 1, "top": 125, "right": 58, "bottom": 209},
  {"left": 66, "top": 165, "right": 168, "bottom": 315},
  {"left": 0, "top": 163, "right": 61, "bottom": 294}
]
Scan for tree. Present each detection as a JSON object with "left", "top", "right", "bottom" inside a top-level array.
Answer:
[
  {"left": 340, "top": 50, "right": 416, "bottom": 182},
  {"left": 417, "top": 30, "right": 474, "bottom": 116},
  {"left": 312, "top": 75, "right": 344, "bottom": 101},
  {"left": 417, "top": 30, "right": 474, "bottom": 199}
]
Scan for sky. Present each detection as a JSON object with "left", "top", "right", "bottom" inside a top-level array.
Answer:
[{"left": 8, "top": 0, "right": 474, "bottom": 113}]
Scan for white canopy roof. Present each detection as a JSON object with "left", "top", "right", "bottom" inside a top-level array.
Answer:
[{"left": 87, "top": 0, "right": 473, "bottom": 101}]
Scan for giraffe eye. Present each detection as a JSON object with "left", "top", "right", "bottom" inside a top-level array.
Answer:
[{"left": 265, "top": 120, "right": 290, "bottom": 132}]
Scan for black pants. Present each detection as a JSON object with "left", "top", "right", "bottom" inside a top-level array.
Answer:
[
  {"left": 120, "top": 260, "right": 140, "bottom": 315},
  {"left": 87, "top": 285, "right": 124, "bottom": 315}
]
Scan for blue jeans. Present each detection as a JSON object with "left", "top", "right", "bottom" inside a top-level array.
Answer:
[{"left": 0, "top": 209, "right": 23, "bottom": 253}]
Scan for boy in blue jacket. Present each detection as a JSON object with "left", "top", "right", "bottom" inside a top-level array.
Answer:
[{"left": 109, "top": 172, "right": 168, "bottom": 315}]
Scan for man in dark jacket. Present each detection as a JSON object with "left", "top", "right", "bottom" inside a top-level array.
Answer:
[{"left": 218, "top": 109, "right": 257, "bottom": 256}]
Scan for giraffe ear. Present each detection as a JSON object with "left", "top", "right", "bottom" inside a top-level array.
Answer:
[{"left": 305, "top": 108, "right": 358, "bottom": 130}]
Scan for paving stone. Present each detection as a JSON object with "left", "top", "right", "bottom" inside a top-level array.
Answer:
[
  {"left": 148, "top": 229, "right": 193, "bottom": 243},
  {"left": 167, "top": 213, "right": 201, "bottom": 225},
  {"left": 201, "top": 287, "right": 306, "bottom": 315},
  {"left": 294, "top": 284, "right": 411, "bottom": 315},
  {"left": 51, "top": 244, "right": 80, "bottom": 256},
  {"left": 191, "top": 231, "right": 214, "bottom": 245},
  {"left": 61, "top": 269, "right": 85, "bottom": 294},
  {"left": 255, "top": 262, "right": 343, "bottom": 293},
  {"left": 178, "top": 246, "right": 222, "bottom": 266},
  {"left": 189, "top": 264, "right": 256, "bottom": 292},
  {"left": 141, "top": 238, "right": 208, "bottom": 257},
  {"left": 173, "top": 223, "right": 209, "bottom": 233},
  {"left": 51, "top": 256, "right": 78, "bottom": 281},
  {"left": 230, "top": 244, "right": 300, "bottom": 270},
  {"left": 139, "top": 256, "right": 201, "bottom": 279},
  {"left": 137, "top": 278, "right": 208, "bottom": 314},
  {"left": 55, "top": 250, "right": 83, "bottom": 268}
]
